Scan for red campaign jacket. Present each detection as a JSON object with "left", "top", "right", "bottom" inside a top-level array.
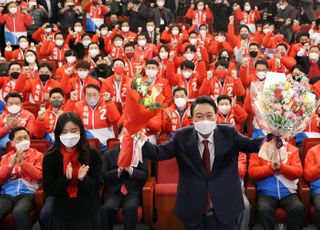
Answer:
[
  {"left": 65, "top": 75, "right": 101, "bottom": 101},
  {"left": 39, "top": 41, "right": 70, "bottom": 62},
  {"left": 161, "top": 104, "right": 191, "bottom": 134},
  {"left": 100, "top": 74, "right": 128, "bottom": 104},
  {"left": 0, "top": 109, "right": 35, "bottom": 138},
  {"left": 248, "top": 144, "right": 302, "bottom": 181},
  {"left": 167, "top": 60, "right": 206, "bottom": 101},
  {"left": 304, "top": 145, "right": 320, "bottom": 182},
  {"left": 216, "top": 104, "right": 248, "bottom": 132},
  {"left": 199, "top": 76, "right": 246, "bottom": 98}
]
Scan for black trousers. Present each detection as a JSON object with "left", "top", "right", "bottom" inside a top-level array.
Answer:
[
  {"left": 257, "top": 194, "right": 305, "bottom": 230},
  {"left": 101, "top": 193, "right": 140, "bottom": 230},
  {"left": 39, "top": 196, "right": 55, "bottom": 229},
  {"left": 184, "top": 212, "right": 236, "bottom": 230},
  {"left": 312, "top": 194, "right": 320, "bottom": 230},
  {"left": 0, "top": 194, "right": 34, "bottom": 230}
]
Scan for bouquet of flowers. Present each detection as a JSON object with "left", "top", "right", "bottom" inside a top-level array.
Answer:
[
  {"left": 251, "top": 75, "right": 318, "bottom": 163},
  {"left": 117, "top": 72, "right": 164, "bottom": 167}
]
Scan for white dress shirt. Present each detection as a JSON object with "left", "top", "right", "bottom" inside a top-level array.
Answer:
[{"left": 197, "top": 132, "right": 215, "bottom": 170}]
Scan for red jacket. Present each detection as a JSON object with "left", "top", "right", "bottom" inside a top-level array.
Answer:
[
  {"left": 304, "top": 144, "right": 320, "bottom": 182},
  {"left": 216, "top": 104, "right": 248, "bottom": 132},
  {"left": 167, "top": 60, "right": 206, "bottom": 101},
  {"left": 65, "top": 76, "right": 101, "bottom": 101},
  {"left": 0, "top": 76, "right": 16, "bottom": 99},
  {"left": 185, "top": 7, "right": 213, "bottom": 26},
  {"left": 248, "top": 144, "right": 302, "bottom": 181},
  {"left": 162, "top": 104, "right": 191, "bottom": 134},
  {"left": 238, "top": 152, "right": 247, "bottom": 179},
  {"left": 142, "top": 76, "right": 172, "bottom": 106},
  {"left": 234, "top": 9, "right": 260, "bottom": 25},
  {"left": 134, "top": 44, "right": 158, "bottom": 61},
  {"left": 39, "top": 41, "right": 70, "bottom": 62},
  {"left": 100, "top": 74, "right": 128, "bottom": 104},
  {"left": 0, "top": 11, "right": 33, "bottom": 32},
  {"left": 268, "top": 56, "right": 296, "bottom": 74},
  {"left": 0, "top": 109, "right": 35, "bottom": 138},
  {"left": 199, "top": 76, "right": 246, "bottom": 98},
  {"left": 32, "top": 27, "right": 57, "bottom": 43}
]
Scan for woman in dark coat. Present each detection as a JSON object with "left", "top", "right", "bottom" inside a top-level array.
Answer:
[{"left": 42, "top": 112, "right": 102, "bottom": 230}]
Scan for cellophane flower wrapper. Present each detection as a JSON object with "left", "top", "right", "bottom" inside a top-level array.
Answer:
[
  {"left": 251, "top": 76, "right": 318, "bottom": 163},
  {"left": 118, "top": 75, "right": 164, "bottom": 168}
]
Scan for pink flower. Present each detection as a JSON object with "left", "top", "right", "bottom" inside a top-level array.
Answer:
[{"left": 274, "top": 88, "right": 283, "bottom": 101}]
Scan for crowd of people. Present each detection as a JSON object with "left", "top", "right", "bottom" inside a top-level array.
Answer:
[{"left": 0, "top": 0, "right": 319, "bottom": 229}]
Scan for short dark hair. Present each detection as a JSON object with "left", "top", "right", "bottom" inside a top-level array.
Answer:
[
  {"left": 9, "top": 126, "right": 29, "bottom": 140},
  {"left": 254, "top": 60, "right": 269, "bottom": 69},
  {"left": 180, "top": 60, "right": 195, "bottom": 70},
  {"left": 217, "top": 95, "right": 231, "bottom": 104},
  {"left": 173, "top": 87, "right": 188, "bottom": 97},
  {"left": 215, "top": 59, "right": 229, "bottom": 69},
  {"left": 49, "top": 87, "right": 64, "bottom": 98},
  {"left": 146, "top": 59, "right": 159, "bottom": 67},
  {"left": 185, "top": 45, "right": 196, "bottom": 53},
  {"left": 5, "top": 92, "right": 22, "bottom": 103},
  {"left": 8, "top": 61, "right": 21, "bottom": 70},
  {"left": 76, "top": 60, "right": 90, "bottom": 70},
  {"left": 38, "top": 63, "right": 53, "bottom": 72},
  {"left": 190, "top": 96, "right": 217, "bottom": 117},
  {"left": 84, "top": 84, "right": 100, "bottom": 93},
  {"left": 65, "top": 49, "right": 77, "bottom": 57}
]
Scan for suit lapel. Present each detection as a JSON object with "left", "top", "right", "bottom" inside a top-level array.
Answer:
[
  {"left": 210, "top": 128, "right": 222, "bottom": 178},
  {"left": 185, "top": 129, "right": 206, "bottom": 177}
]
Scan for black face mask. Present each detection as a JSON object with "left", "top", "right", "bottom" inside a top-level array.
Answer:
[
  {"left": 97, "top": 63, "right": 107, "bottom": 72},
  {"left": 51, "top": 100, "right": 63, "bottom": 108},
  {"left": 292, "top": 75, "right": 302, "bottom": 82},
  {"left": 39, "top": 74, "right": 50, "bottom": 82},
  {"left": 249, "top": 51, "right": 258, "bottom": 58},
  {"left": 10, "top": 72, "right": 20, "bottom": 79}
]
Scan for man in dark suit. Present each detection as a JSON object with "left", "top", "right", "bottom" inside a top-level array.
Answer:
[
  {"left": 142, "top": 96, "right": 265, "bottom": 229},
  {"left": 144, "top": 20, "right": 159, "bottom": 44},
  {"left": 102, "top": 128, "right": 148, "bottom": 230},
  {"left": 37, "top": 0, "right": 61, "bottom": 23},
  {"left": 152, "top": 0, "right": 174, "bottom": 32}
]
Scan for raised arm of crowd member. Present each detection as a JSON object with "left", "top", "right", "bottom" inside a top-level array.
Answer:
[
  {"left": 296, "top": 45, "right": 320, "bottom": 79},
  {"left": 268, "top": 43, "right": 296, "bottom": 74}
]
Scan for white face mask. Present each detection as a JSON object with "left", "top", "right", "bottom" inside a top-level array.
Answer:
[
  {"left": 114, "top": 40, "right": 123, "bottom": 47},
  {"left": 189, "top": 38, "right": 197, "bottom": 45},
  {"left": 199, "top": 30, "right": 207, "bottom": 36},
  {"left": 171, "top": 29, "right": 179, "bottom": 36},
  {"left": 74, "top": 26, "right": 83, "bottom": 33},
  {"left": 279, "top": 5, "right": 286, "bottom": 10},
  {"left": 138, "top": 40, "right": 147, "bottom": 47},
  {"left": 244, "top": 5, "right": 251, "bottom": 11},
  {"left": 89, "top": 49, "right": 100, "bottom": 58},
  {"left": 122, "top": 26, "right": 129, "bottom": 32},
  {"left": 9, "top": 7, "right": 17, "bottom": 14},
  {"left": 147, "top": 26, "right": 155, "bottom": 32},
  {"left": 159, "top": 51, "right": 168, "bottom": 59},
  {"left": 60, "top": 133, "right": 80, "bottom": 148},
  {"left": 86, "top": 97, "right": 99, "bottom": 107},
  {"left": 157, "top": 1, "right": 164, "bottom": 7},
  {"left": 7, "top": 105, "right": 21, "bottom": 114},
  {"left": 26, "top": 56, "right": 36, "bottom": 64},
  {"left": 194, "top": 120, "right": 216, "bottom": 135},
  {"left": 256, "top": 71, "right": 267, "bottom": 80},
  {"left": 146, "top": 69, "right": 158, "bottom": 79},
  {"left": 185, "top": 53, "right": 194, "bottom": 61},
  {"left": 263, "top": 28, "right": 270, "bottom": 34},
  {"left": 218, "top": 105, "right": 231, "bottom": 115},
  {"left": 101, "top": 29, "right": 108, "bottom": 36},
  {"left": 309, "top": 52, "right": 319, "bottom": 62},
  {"left": 78, "top": 70, "right": 88, "bottom": 79},
  {"left": 55, "top": 39, "right": 64, "bottom": 47},
  {"left": 15, "top": 140, "right": 30, "bottom": 152},
  {"left": 19, "top": 42, "right": 28, "bottom": 49},
  {"left": 174, "top": 97, "right": 187, "bottom": 108},
  {"left": 82, "top": 40, "right": 91, "bottom": 47},
  {"left": 66, "top": 56, "right": 76, "bottom": 63},
  {"left": 197, "top": 4, "right": 204, "bottom": 11},
  {"left": 44, "top": 28, "right": 52, "bottom": 34},
  {"left": 182, "top": 70, "right": 192, "bottom": 79}
]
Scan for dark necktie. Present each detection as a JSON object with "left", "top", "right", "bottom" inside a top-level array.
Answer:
[{"left": 202, "top": 140, "right": 212, "bottom": 212}]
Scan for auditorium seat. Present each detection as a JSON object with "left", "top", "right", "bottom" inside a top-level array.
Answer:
[
  {"left": 145, "top": 136, "right": 183, "bottom": 229},
  {"left": 88, "top": 137, "right": 101, "bottom": 151},
  {"left": 0, "top": 140, "right": 51, "bottom": 228},
  {"left": 23, "top": 103, "right": 40, "bottom": 118}
]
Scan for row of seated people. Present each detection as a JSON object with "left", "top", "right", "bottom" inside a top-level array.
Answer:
[{"left": 1, "top": 114, "right": 320, "bottom": 230}]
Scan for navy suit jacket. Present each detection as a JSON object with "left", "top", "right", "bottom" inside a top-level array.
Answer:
[{"left": 142, "top": 124, "right": 264, "bottom": 226}]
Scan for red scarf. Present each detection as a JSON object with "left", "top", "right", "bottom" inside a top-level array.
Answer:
[{"left": 61, "top": 146, "right": 81, "bottom": 198}]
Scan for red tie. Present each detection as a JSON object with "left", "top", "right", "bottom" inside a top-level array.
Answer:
[
  {"left": 121, "top": 184, "right": 128, "bottom": 195},
  {"left": 202, "top": 140, "right": 212, "bottom": 212}
]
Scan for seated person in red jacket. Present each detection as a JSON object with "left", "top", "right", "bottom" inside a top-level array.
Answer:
[
  {"left": 304, "top": 144, "right": 320, "bottom": 230},
  {"left": 162, "top": 87, "right": 191, "bottom": 135},
  {"left": 0, "top": 92, "right": 35, "bottom": 149},
  {"left": 248, "top": 141, "right": 304, "bottom": 230},
  {"left": 216, "top": 95, "right": 247, "bottom": 132},
  {"left": 0, "top": 126, "right": 43, "bottom": 230},
  {"left": 102, "top": 124, "right": 148, "bottom": 230},
  {"left": 0, "top": 61, "right": 22, "bottom": 100}
]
